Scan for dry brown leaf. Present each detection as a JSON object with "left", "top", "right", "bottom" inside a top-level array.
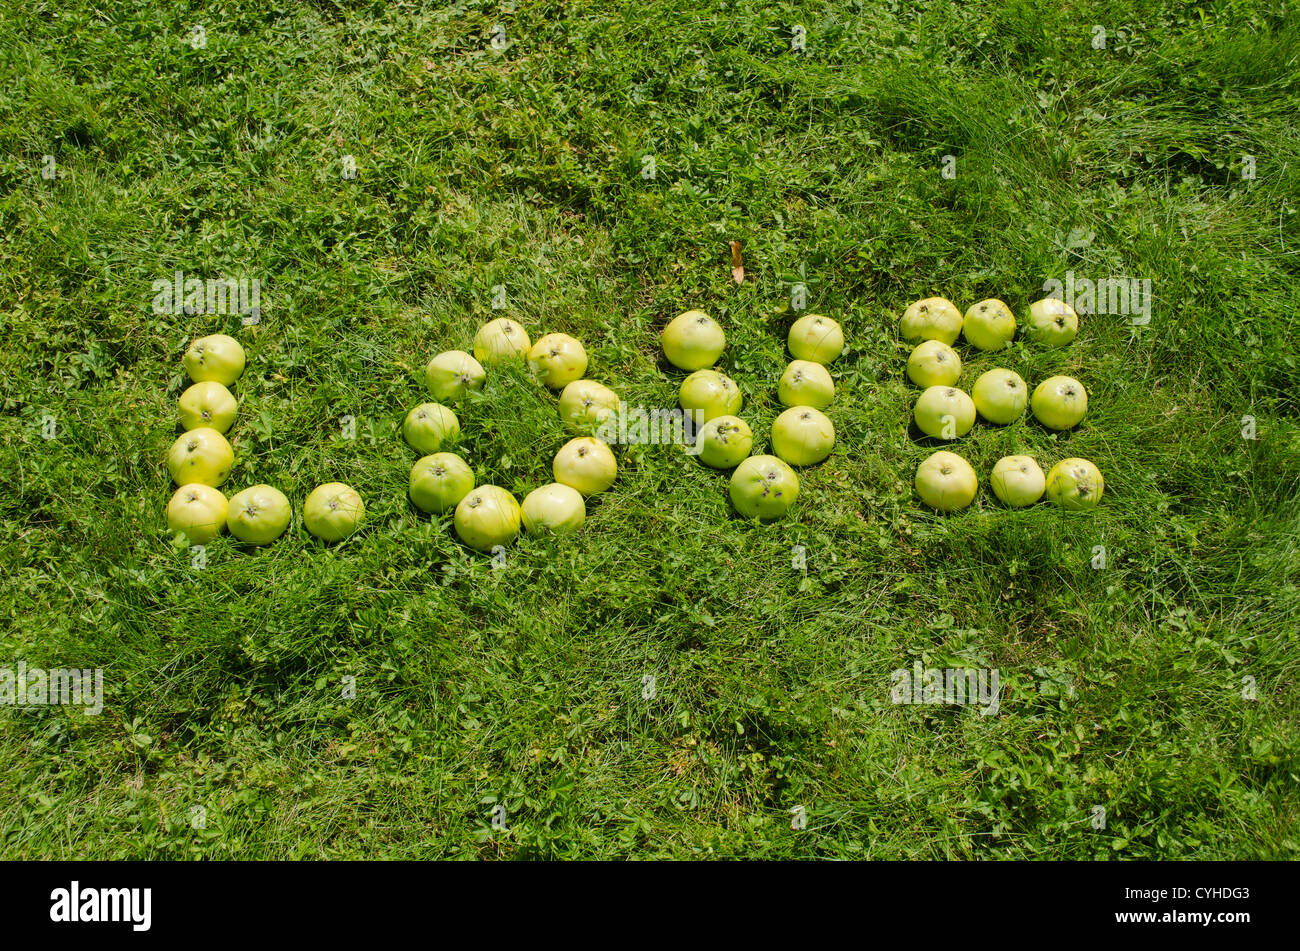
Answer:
[{"left": 730, "top": 240, "right": 744, "bottom": 284}]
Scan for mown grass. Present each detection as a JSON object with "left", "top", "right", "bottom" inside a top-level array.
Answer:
[{"left": 0, "top": 0, "right": 1297, "bottom": 858}]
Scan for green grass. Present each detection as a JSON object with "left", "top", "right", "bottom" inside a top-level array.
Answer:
[{"left": 1, "top": 0, "right": 1297, "bottom": 859}]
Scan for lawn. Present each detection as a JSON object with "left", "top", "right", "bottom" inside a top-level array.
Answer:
[{"left": 0, "top": 0, "right": 1297, "bottom": 859}]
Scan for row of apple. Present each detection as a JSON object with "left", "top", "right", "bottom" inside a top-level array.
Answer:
[
  {"left": 916, "top": 451, "right": 1105, "bottom": 512},
  {"left": 902, "top": 295, "right": 1081, "bottom": 351},
  {"left": 165, "top": 334, "right": 367, "bottom": 545},
  {"left": 899, "top": 295, "right": 1105, "bottom": 510},
  {"left": 912, "top": 369, "right": 1090, "bottom": 437}
]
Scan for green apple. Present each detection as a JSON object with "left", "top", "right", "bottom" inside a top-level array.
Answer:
[
  {"left": 226, "top": 484, "right": 292, "bottom": 544},
  {"left": 962, "top": 299, "right": 1016, "bottom": 351},
  {"left": 971, "top": 369, "right": 1028, "bottom": 424},
  {"left": 906, "top": 340, "right": 961, "bottom": 388},
  {"left": 1031, "top": 375, "right": 1088, "bottom": 430},
  {"left": 425, "top": 350, "right": 486, "bottom": 401},
  {"left": 662, "top": 310, "right": 725, "bottom": 370},
  {"left": 913, "top": 386, "right": 976, "bottom": 440},
  {"left": 778, "top": 360, "right": 835, "bottom": 409},
  {"left": 454, "top": 485, "right": 521, "bottom": 551},
  {"left": 529, "top": 333, "right": 587, "bottom": 389},
  {"left": 990, "top": 455, "right": 1045, "bottom": 507},
  {"left": 402, "top": 402, "right": 460, "bottom": 454},
  {"left": 167, "top": 427, "right": 233, "bottom": 487},
  {"left": 788, "top": 314, "right": 844, "bottom": 364},
  {"left": 178, "top": 381, "right": 238, "bottom": 434},
  {"left": 166, "top": 483, "right": 228, "bottom": 544},
  {"left": 558, "top": 380, "right": 620, "bottom": 433},
  {"left": 915, "top": 450, "right": 978, "bottom": 512},
  {"left": 183, "top": 333, "right": 245, "bottom": 385},
  {"left": 1026, "top": 298, "right": 1079, "bottom": 347},
  {"left": 521, "top": 482, "right": 586, "bottom": 534},
  {"left": 1046, "top": 458, "right": 1105, "bottom": 510},
  {"left": 771, "top": 407, "right": 835, "bottom": 466},
  {"left": 553, "top": 436, "right": 617, "bottom": 496},
  {"left": 473, "top": 317, "right": 531, "bottom": 365},
  {"left": 900, "top": 297, "right": 962, "bottom": 345},
  {"left": 303, "top": 482, "right": 365, "bottom": 541},
  {"left": 679, "top": 369, "right": 742, "bottom": 423},
  {"left": 695, "top": 415, "right": 753, "bottom": 469},
  {"left": 409, "top": 452, "right": 475, "bottom": 514},
  {"left": 729, "top": 455, "right": 799, "bottom": 520}
]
